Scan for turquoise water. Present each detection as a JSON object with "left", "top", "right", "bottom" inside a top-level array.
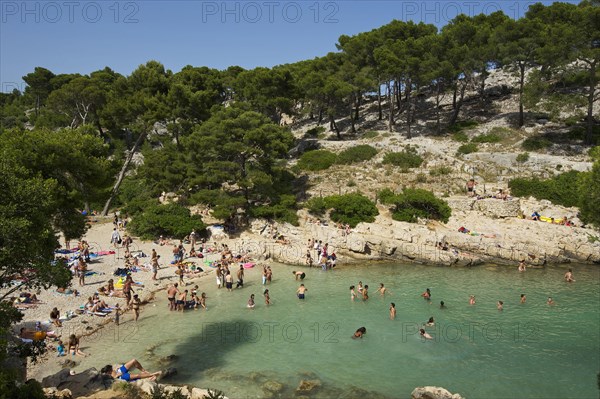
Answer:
[{"left": 73, "top": 263, "right": 599, "bottom": 398}]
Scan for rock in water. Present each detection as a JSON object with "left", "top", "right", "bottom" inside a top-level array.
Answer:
[
  {"left": 160, "top": 367, "right": 177, "bottom": 380},
  {"left": 411, "top": 386, "right": 463, "bottom": 399},
  {"left": 296, "top": 379, "right": 321, "bottom": 394},
  {"left": 262, "top": 380, "right": 284, "bottom": 393}
]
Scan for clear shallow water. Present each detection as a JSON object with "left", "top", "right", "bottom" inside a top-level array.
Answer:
[{"left": 73, "top": 263, "right": 599, "bottom": 399}]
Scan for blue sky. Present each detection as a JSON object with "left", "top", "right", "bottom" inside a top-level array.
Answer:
[{"left": 0, "top": 0, "right": 573, "bottom": 92}]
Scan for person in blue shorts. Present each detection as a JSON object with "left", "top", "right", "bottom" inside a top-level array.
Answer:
[
  {"left": 101, "top": 359, "right": 161, "bottom": 382},
  {"left": 296, "top": 284, "right": 307, "bottom": 299}
]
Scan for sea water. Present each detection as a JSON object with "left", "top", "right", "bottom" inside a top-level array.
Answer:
[{"left": 70, "top": 263, "right": 599, "bottom": 399}]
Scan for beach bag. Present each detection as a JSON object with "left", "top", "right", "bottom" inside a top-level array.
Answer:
[{"left": 117, "top": 237, "right": 122, "bottom": 244}]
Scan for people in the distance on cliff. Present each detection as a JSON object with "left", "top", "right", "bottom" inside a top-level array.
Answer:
[
  {"left": 518, "top": 260, "right": 526, "bottom": 272},
  {"left": 421, "top": 288, "right": 431, "bottom": 300},
  {"left": 469, "top": 295, "right": 476, "bottom": 305},
  {"left": 390, "top": 303, "right": 396, "bottom": 320},
  {"left": 520, "top": 294, "right": 526, "bottom": 304},
  {"left": 466, "top": 178, "right": 477, "bottom": 197},
  {"left": 564, "top": 268, "right": 575, "bottom": 282},
  {"left": 531, "top": 211, "right": 541, "bottom": 221},
  {"left": 101, "top": 359, "right": 161, "bottom": 382},
  {"left": 353, "top": 327, "right": 367, "bottom": 339},
  {"left": 419, "top": 329, "right": 433, "bottom": 340}
]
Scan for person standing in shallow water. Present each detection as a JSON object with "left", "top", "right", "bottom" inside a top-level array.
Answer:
[
  {"left": 264, "top": 289, "right": 271, "bottom": 305},
  {"left": 389, "top": 303, "right": 396, "bottom": 320},
  {"left": 518, "top": 260, "right": 526, "bottom": 272},
  {"left": 296, "top": 284, "right": 307, "bottom": 299},
  {"left": 564, "top": 268, "right": 575, "bottom": 282},
  {"left": 421, "top": 288, "right": 431, "bottom": 300}
]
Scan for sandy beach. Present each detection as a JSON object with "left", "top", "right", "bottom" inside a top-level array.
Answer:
[{"left": 6, "top": 218, "right": 235, "bottom": 381}]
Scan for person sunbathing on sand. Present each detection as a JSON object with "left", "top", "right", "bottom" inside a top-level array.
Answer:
[
  {"left": 19, "top": 327, "right": 58, "bottom": 342},
  {"left": 101, "top": 359, "right": 161, "bottom": 382}
]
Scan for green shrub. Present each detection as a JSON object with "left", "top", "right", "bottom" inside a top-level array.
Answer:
[
  {"left": 508, "top": 170, "right": 582, "bottom": 207},
  {"left": 382, "top": 147, "right": 423, "bottom": 169},
  {"left": 415, "top": 173, "right": 428, "bottom": 183},
  {"left": 297, "top": 150, "right": 337, "bottom": 171},
  {"left": 429, "top": 166, "right": 453, "bottom": 177},
  {"left": 305, "top": 193, "right": 378, "bottom": 227},
  {"left": 251, "top": 195, "right": 299, "bottom": 226},
  {"left": 128, "top": 203, "right": 206, "bottom": 240},
  {"left": 448, "top": 120, "right": 479, "bottom": 133},
  {"left": 522, "top": 136, "right": 552, "bottom": 151},
  {"left": 336, "top": 145, "right": 378, "bottom": 164},
  {"left": 381, "top": 188, "right": 451, "bottom": 223},
  {"left": 363, "top": 131, "right": 379, "bottom": 139},
  {"left": 451, "top": 132, "right": 469, "bottom": 142},
  {"left": 456, "top": 143, "right": 478, "bottom": 155},
  {"left": 471, "top": 133, "right": 501, "bottom": 143},
  {"left": 516, "top": 152, "right": 530, "bottom": 163},
  {"left": 305, "top": 126, "right": 325, "bottom": 137},
  {"left": 347, "top": 180, "right": 356, "bottom": 187},
  {"left": 325, "top": 193, "right": 379, "bottom": 227},
  {"left": 377, "top": 188, "right": 397, "bottom": 204}
]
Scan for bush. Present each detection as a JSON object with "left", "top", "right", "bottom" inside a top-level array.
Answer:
[
  {"left": 448, "top": 120, "right": 479, "bottom": 133},
  {"left": 305, "top": 193, "right": 378, "bottom": 227},
  {"left": 508, "top": 170, "right": 583, "bottom": 207},
  {"left": 429, "top": 166, "right": 453, "bottom": 177},
  {"left": 305, "top": 126, "right": 325, "bottom": 137},
  {"left": 336, "top": 145, "right": 378, "bottom": 164},
  {"left": 456, "top": 143, "right": 478, "bottom": 155},
  {"left": 522, "top": 136, "right": 552, "bottom": 151},
  {"left": 363, "top": 131, "right": 379, "bottom": 139},
  {"left": 251, "top": 195, "right": 299, "bottom": 226},
  {"left": 128, "top": 203, "right": 206, "bottom": 240},
  {"left": 379, "top": 188, "right": 451, "bottom": 223},
  {"left": 451, "top": 132, "right": 469, "bottom": 142},
  {"left": 516, "top": 152, "right": 530, "bottom": 163},
  {"left": 471, "top": 133, "right": 501, "bottom": 143},
  {"left": 297, "top": 150, "right": 337, "bottom": 171},
  {"left": 325, "top": 193, "right": 379, "bottom": 227},
  {"left": 382, "top": 147, "right": 423, "bottom": 169}
]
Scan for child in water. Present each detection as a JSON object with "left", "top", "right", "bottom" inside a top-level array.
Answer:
[{"left": 247, "top": 294, "right": 255, "bottom": 309}]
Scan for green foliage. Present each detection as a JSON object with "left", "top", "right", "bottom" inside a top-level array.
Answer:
[
  {"left": 451, "top": 132, "right": 469, "bottom": 142},
  {"left": 508, "top": 171, "right": 582, "bottom": 207},
  {"left": 305, "top": 126, "right": 325, "bottom": 137},
  {"left": 379, "top": 188, "right": 451, "bottom": 223},
  {"left": 456, "top": 143, "right": 478, "bottom": 155},
  {"left": 0, "top": 376, "right": 46, "bottom": 399},
  {"left": 429, "top": 166, "right": 453, "bottom": 176},
  {"left": 382, "top": 147, "right": 424, "bottom": 169},
  {"left": 128, "top": 203, "right": 206, "bottom": 240},
  {"left": 516, "top": 152, "right": 530, "bottom": 163},
  {"left": 336, "top": 145, "right": 378, "bottom": 164},
  {"left": 251, "top": 194, "right": 299, "bottom": 226},
  {"left": 448, "top": 120, "right": 478, "bottom": 134},
  {"left": 305, "top": 193, "right": 378, "bottom": 227},
  {"left": 324, "top": 193, "right": 379, "bottom": 227},
  {"left": 579, "top": 161, "right": 600, "bottom": 227},
  {"left": 363, "top": 131, "right": 379, "bottom": 139},
  {"left": 522, "top": 136, "right": 552, "bottom": 151},
  {"left": 415, "top": 173, "right": 428, "bottom": 183},
  {"left": 297, "top": 150, "right": 337, "bottom": 171},
  {"left": 471, "top": 133, "right": 501, "bottom": 143}
]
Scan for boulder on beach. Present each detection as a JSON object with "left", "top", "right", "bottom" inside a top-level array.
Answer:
[
  {"left": 41, "top": 368, "right": 113, "bottom": 398},
  {"left": 411, "top": 386, "right": 464, "bottom": 399}
]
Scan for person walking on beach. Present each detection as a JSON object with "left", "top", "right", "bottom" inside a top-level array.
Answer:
[
  {"left": 390, "top": 303, "right": 396, "bottom": 320},
  {"left": 76, "top": 257, "right": 87, "bottom": 286},
  {"left": 110, "top": 227, "right": 121, "bottom": 247},
  {"left": 151, "top": 255, "right": 160, "bottom": 281},
  {"left": 167, "top": 283, "right": 179, "bottom": 311},
  {"left": 123, "top": 275, "right": 133, "bottom": 304},
  {"left": 296, "top": 284, "right": 308, "bottom": 299},
  {"left": 130, "top": 294, "right": 141, "bottom": 321}
]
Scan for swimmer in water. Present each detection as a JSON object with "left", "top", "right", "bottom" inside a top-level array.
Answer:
[
  {"left": 264, "top": 289, "right": 271, "bottom": 305},
  {"left": 469, "top": 295, "right": 476, "bottom": 305},
  {"left": 547, "top": 297, "right": 555, "bottom": 305},
  {"left": 247, "top": 294, "right": 255, "bottom": 309},
  {"left": 424, "top": 317, "right": 435, "bottom": 327},
  {"left": 390, "top": 303, "right": 396, "bottom": 320},
  {"left": 497, "top": 300, "right": 504, "bottom": 311},
  {"left": 421, "top": 288, "right": 431, "bottom": 300},
  {"left": 362, "top": 285, "right": 369, "bottom": 300},
  {"left": 440, "top": 301, "right": 446, "bottom": 309},
  {"left": 419, "top": 328, "right": 433, "bottom": 340},
  {"left": 296, "top": 284, "right": 308, "bottom": 299},
  {"left": 564, "top": 268, "right": 575, "bottom": 282},
  {"left": 518, "top": 260, "right": 526, "bottom": 272},
  {"left": 292, "top": 271, "right": 306, "bottom": 280},
  {"left": 352, "top": 327, "right": 367, "bottom": 339},
  {"left": 377, "top": 283, "right": 391, "bottom": 296},
  {"left": 350, "top": 286, "right": 357, "bottom": 301},
  {"left": 520, "top": 294, "right": 526, "bottom": 304},
  {"left": 357, "top": 281, "right": 364, "bottom": 293}
]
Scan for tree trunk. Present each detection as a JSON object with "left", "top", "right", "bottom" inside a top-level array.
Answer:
[
  {"left": 479, "top": 69, "right": 487, "bottom": 105},
  {"left": 518, "top": 62, "right": 525, "bottom": 128},
  {"left": 449, "top": 80, "right": 467, "bottom": 127},
  {"left": 101, "top": 130, "right": 148, "bottom": 216},
  {"left": 436, "top": 81, "right": 442, "bottom": 135},
  {"left": 329, "top": 114, "right": 341, "bottom": 139},
  {"left": 317, "top": 107, "right": 324, "bottom": 125},
  {"left": 377, "top": 83, "right": 383, "bottom": 120},
  {"left": 452, "top": 84, "right": 458, "bottom": 109},
  {"left": 354, "top": 93, "right": 360, "bottom": 121},
  {"left": 586, "top": 60, "right": 597, "bottom": 145},
  {"left": 406, "top": 79, "right": 412, "bottom": 139},
  {"left": 387, "top": 81, "right": 394, "bottom": 132},
  {"left": 395, "top": 79, "right": 402, "bottom": 112}
]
